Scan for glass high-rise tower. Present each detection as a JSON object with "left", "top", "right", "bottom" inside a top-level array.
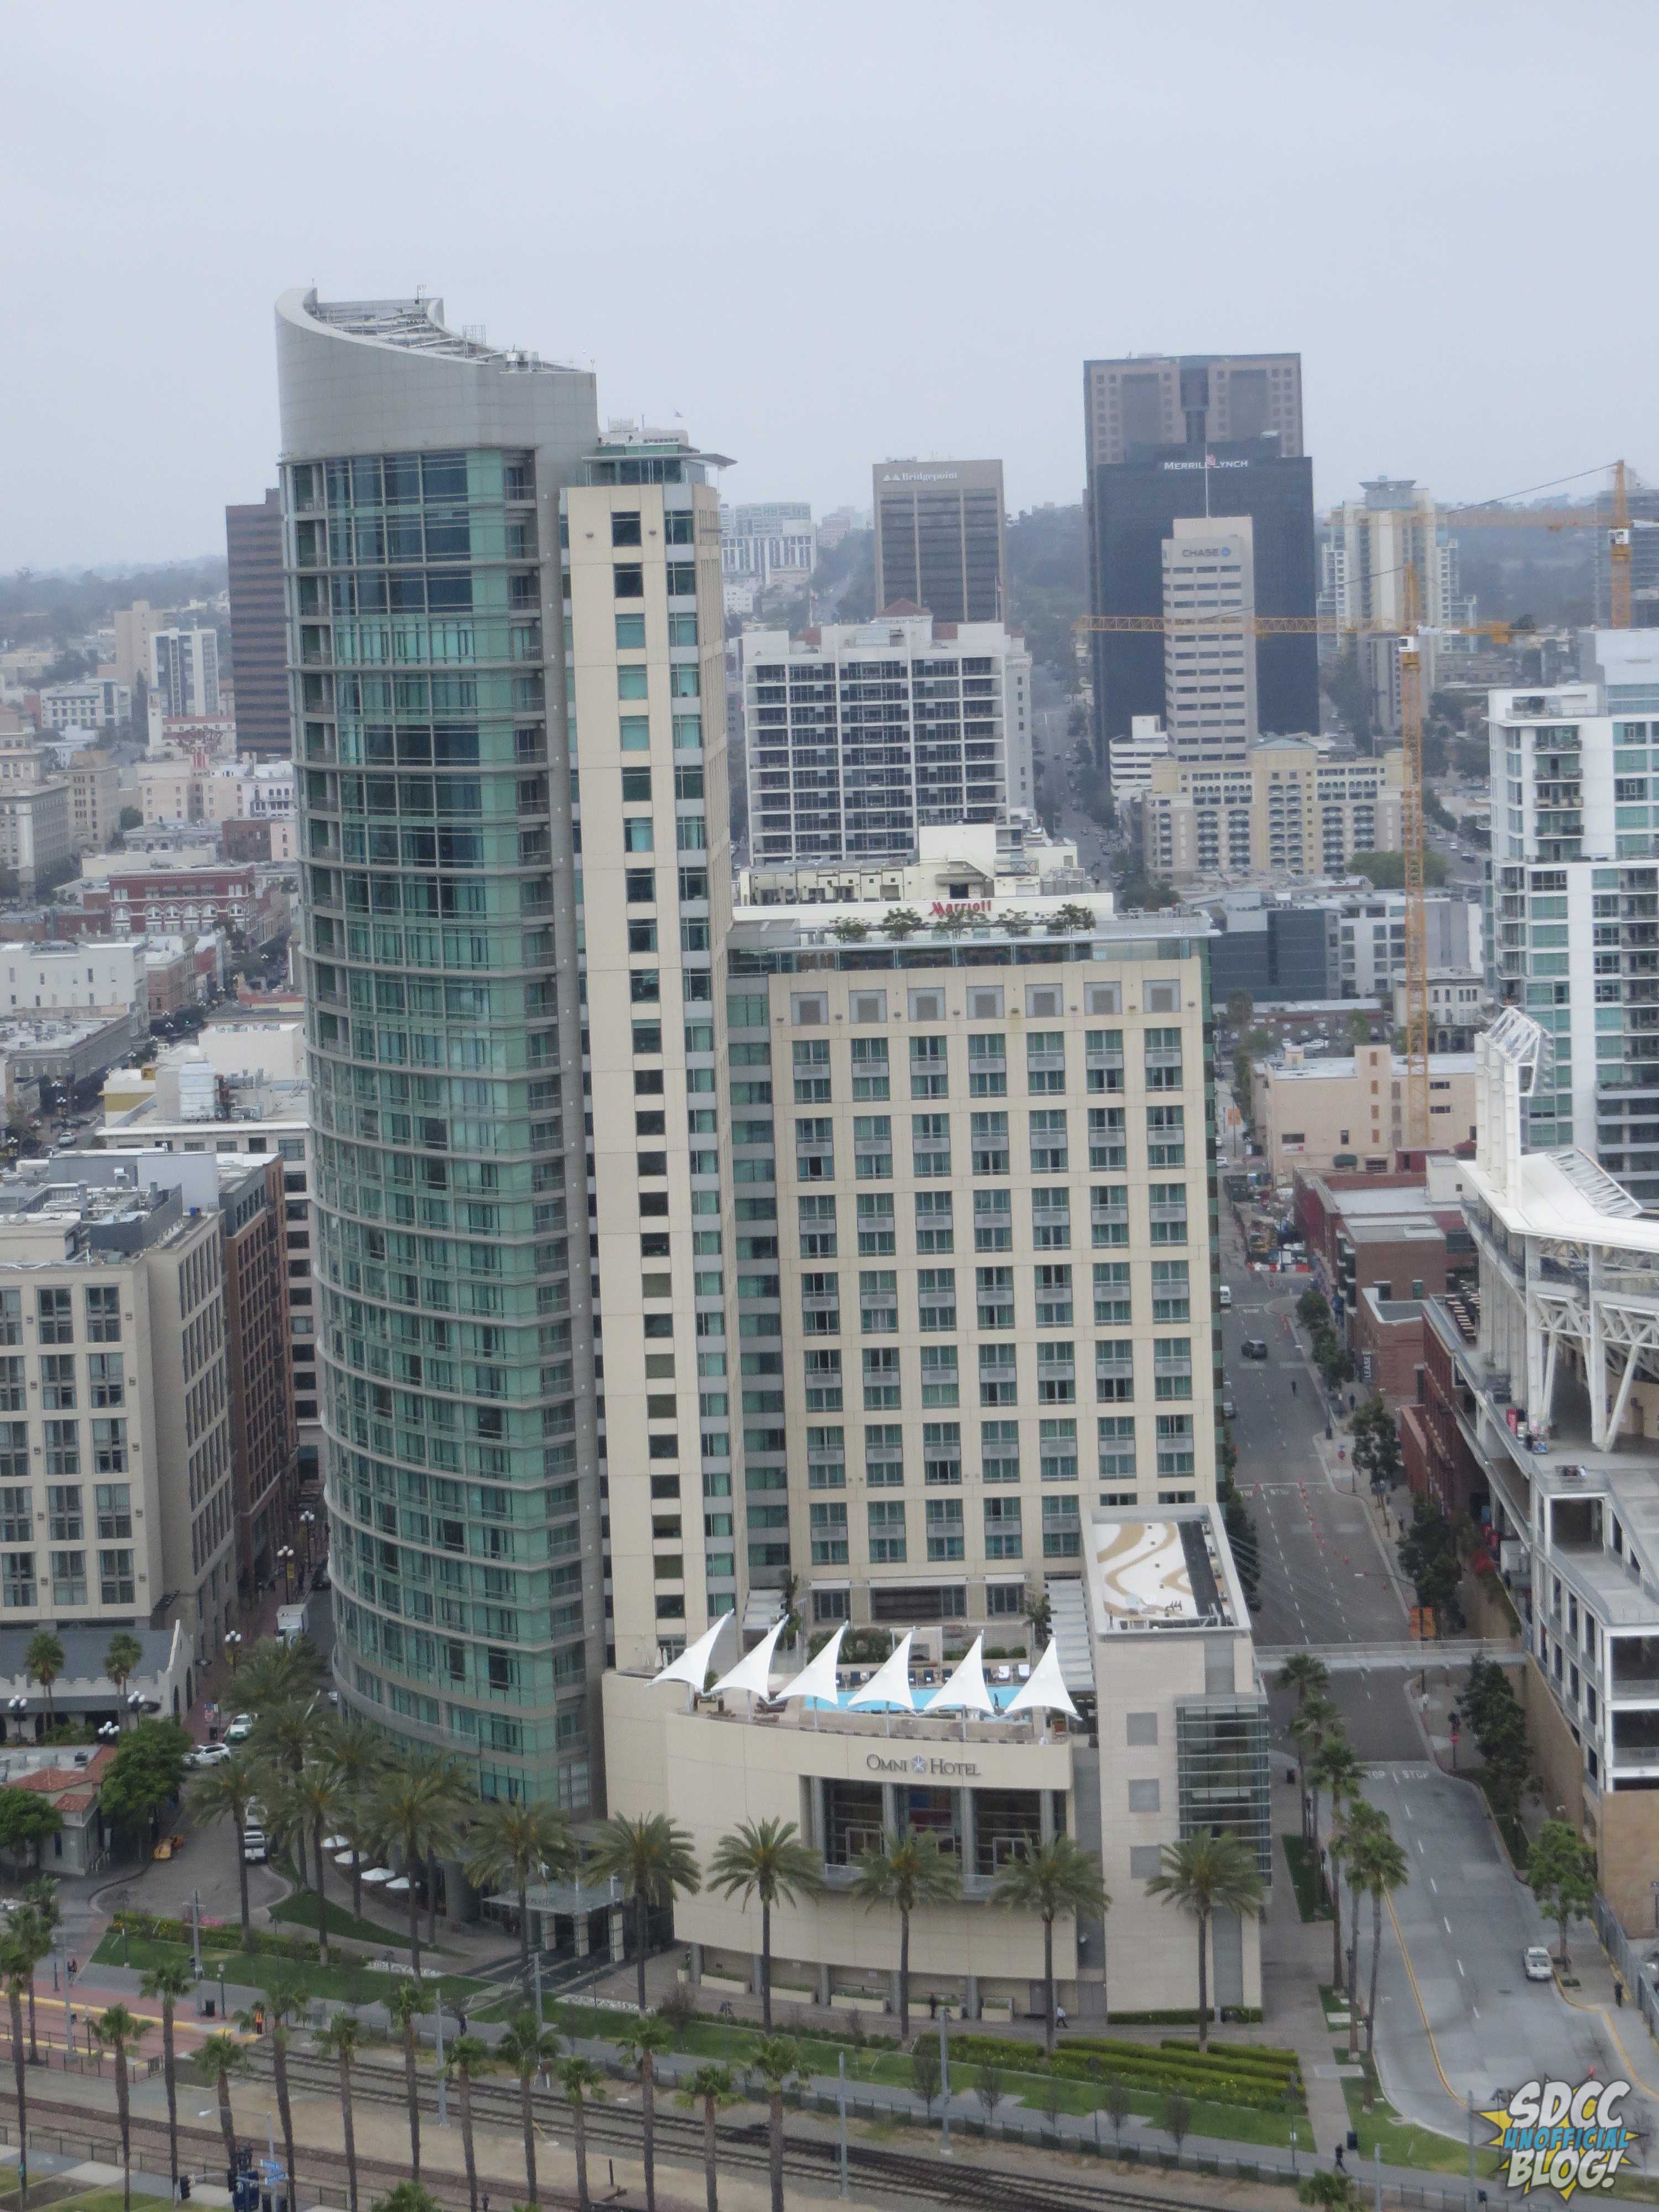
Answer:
[{"left": 276, "top": 291, "right": 607, "bottom": 1806}]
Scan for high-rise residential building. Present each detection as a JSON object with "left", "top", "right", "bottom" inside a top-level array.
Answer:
[
  {"left": 0, "top": 1172, "right": 234, "bottom": 1651},
  {"left": 150, "top": 628, "right": 221, "bottom": 720},
  {"left": 741, "top": 612, "right": 1032, "bottom": 863},
  {"left": 1486, "top": 653, "right": 1659, "bottom": 1201},
  {"left": 872, "top": 460, "right": 1005, "bottom": 623},
  {"left": 0, "top": 730, "right": 71, "bottom": 898},
  {"left": 1140, "top": 742, "right": 1404, "bottom": 883},
  {"left": 1083, "top": 353, "right": 1314, "bottom": 754},
  {"left": 1161, "top": 516, "right": 1258, "bottom": 760},
  {"left": 112, "top": 602, "right": 166, "bottom": 692},
  {"left": 225, "top": 489, "right": 290, "bottom": 761},
  {"left": 1320, "top": 480, "right": 1463, "bottom": 737},
  {"left": 721, "top": 502, "right": 816, "bottom": 587},
  {"left": 278, "top": 286, "right": 609, "bottom": 1808},
  {"left": 1083, "top": 353, "right": 1303, "bottom": 472}
]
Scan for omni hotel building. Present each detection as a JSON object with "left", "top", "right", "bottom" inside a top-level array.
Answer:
[{"left": 280, "top": 286, "right": 1266, "bottom": 2017}]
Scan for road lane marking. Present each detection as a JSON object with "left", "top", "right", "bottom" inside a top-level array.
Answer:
[
  {"left": 1457, "top": 1959, "right": 1465, "bottom": 1978},
  {"left": 1443, "top": 1916, "right": 1452, "bottom": 1935}
]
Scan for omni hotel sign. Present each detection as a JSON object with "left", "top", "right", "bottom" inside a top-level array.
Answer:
[{"left": 866, "top": 1751, "right": 979, "bottom": 1778}]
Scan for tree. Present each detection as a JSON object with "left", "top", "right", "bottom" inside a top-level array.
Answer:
[
  {"left": 585, "top": 1813, "right": 701, "bottom": 2013},
  {"left": 1163, "top": 2087, "right": 1192, "bottom": 2158},
  {"left": 1104, "top": 2075, "right": 1131, "bottom": 2154},
  {"left": 495, "top": 2010, "right": 562, "bottom": 2209},
  {"left": 1288, "top": 1691, "right": 1339, "bottom": 1841},
  {"left": 320, "top": 1717, "right": 392, "bottom": 1923},
  {"left": 465, "top": 1800, "right": 577, "bottom": 1983},
  {"left": 286, "top": 1764, "right": 344, "bottom": 1963},
  {"left": 1527, "top": 1818, "right": 1599, "bottom": 1968},
  {"left": 246, "top": 1972, "right": 305, "bottom": 2208},
  {"left": 617, "top": 2013, "right": 675, "bottom": 2212},
  {"left": 446, "top": 2033, "right": 491, "bottom": 2212},
  {"left": 1308, "top": 1737, "right": 1365, "bottom": 1975},
  {"left": 186, "top": 1751, "right": 260, "bottom": 1949},
  {"left": 559, "top": 2056, "right": 605, "bottom": 2212},
  {"left": 101, "top": 1718, "right": 191, "bottom": 1841},
  {"left": 93, "top": 2004, "right": 147, "bottom": 2212},
  {"left": 1021, "top": 1585, "right": 1052, "bottom": 1652},
  {"left": 677, "top": 2064, "right": 734, "bottom": 2212},
  {"left": 707, "top": 1818, "right": 825, "bottom": 2031},
  {"left": 1353, "top": 1818, "right": 1409, "bottom": 2103},
  {"left": 1279, "top": 1653, "right": 1331, "bottom": 1709},
  {"left": 1296, "top": 1288, "right": 1332, "bottom": 1333},
  {"left": 879, "top": 907, "right": 923, "bottom": 941},
  {"left": 909, "top": 2036, "right": 941, "bottom": 2117},
  {"left": 1145, "top": 1832, "right": 1266, "bottom": 2051},
  {"left": 1335, "top": 1801, "right": 1384, "bottom": 2052},
  {"left": 974, "top": 2060, "right": 1006, "bottom": 2126},
  {"left": 197, "top": 2032, "right": 250, "bottom": 2192},
  {"left": 1225, "top": 989, "right": 1255, "bottom": 1030},
  {"left": 0, "top": 1930, "right": 34, "bottom": 2208},
  {"left": 1399, "top": 1498, "right": 1464, "bottom": 1634},
  {"left": 142, "top": 1958, "right": 195, "bottom": 2198},
  {"left": 25, "top": 1632, "right": 64, "bottom": 1725},
  {"left": 1300, "top": 2173, "right": 1361, "bottom": 2210},
  {"left": 14, "top": 1891, "right": 54, "bottom": 2063},
  {"left": 368, "top": 1754, "right": 476, "bottom": 1970},
  {"left": 385, "top": 1982, "right": 426, "bottom": 2182},
  {"left": 104, "top": 1632, "right": 143, "bottom": 1721},
  {"left": 989, "top": 1834, "right": 1110, "bottom": 2054},
  {"left": 1464, "top": 1657, "right": 1533, "bottom": 1834},
  {"left": 0, "top": 1789, "right": 62, "bottom": 1871},
  {"left": 850, "top": 1829, "right": 961, "bottom": 2042},
  {"left": 370, "top": 2189, "right": 443, "bottom": 2212},
  {"left": 118, "top": 806, "right": 144, "bottom": 833},
  {"left": 752, "top": 2037, "right": 797, "bottom": 2212},
  {"left": 316, "top": 2012, "right": 364, "bottom": 2212}
]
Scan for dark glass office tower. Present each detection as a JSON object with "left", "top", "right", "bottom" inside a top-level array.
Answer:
[
  {"left": 872, "top": 458, "right": 1005, "bottom": 621},
  {"left": 1088, "top": 442, "right": 1319, "bottom": 749},
  {"left": 276, "top": 290, "right": 606, "bottom": 1807},
  {"left": 225, "top": 488, "right": 290, "bottom": 760}
]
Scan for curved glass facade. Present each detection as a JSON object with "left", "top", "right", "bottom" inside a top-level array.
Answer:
[{"left": 291, "top": 445, "right": 592, "bottom": 1806}]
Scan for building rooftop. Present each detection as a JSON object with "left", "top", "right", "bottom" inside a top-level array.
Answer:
[
  {"left": 1087, "top": 1510, "right": 1238, "bottom": 1634},
  {"left": 1466, "top": 1146, "right": 1659, "bottom": 1253},
  {"left": 291, "top": 289, "right": 576, "bottom": 372},
  {"left": 726, "top": 915, "right": 1209, "bottom": 964},
  {"left": 1266, "top": 1051, "right": 1478, "bottom": 1084}
]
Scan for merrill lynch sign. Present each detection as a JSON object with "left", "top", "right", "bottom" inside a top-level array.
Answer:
[{"left": 866, "top": 1751, "right": 979, "bottom": 1778}]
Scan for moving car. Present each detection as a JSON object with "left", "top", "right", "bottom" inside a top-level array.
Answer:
[
  {"left": 1222, "top": 1395, "right": 1237, "bottom": 1419},
  {"left": 1524, "top": 1945, "right": 1553, "bottom": 1981},
  {"left": 1241, "top": 1338, "right": 1270, "bottom": 1361},
  {"left": 186, "top": 1741, "right": 230, "bottom": 1768},
  {"left": 241, "top": 1829, "right": 269, "bottom": 1865}
]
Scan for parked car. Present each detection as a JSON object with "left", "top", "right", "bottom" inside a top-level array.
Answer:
[
  {"left": 241, "top": 1829, "right": 269, "bottom": 1865},
  {"left": 1219, "top": 1285, "right": 1233, "bottom": 1308},
  {"left": 223, "top": 1712, "right": 255, "bottom": 1744},
  {"left": 186, "top": 1742, "right": 230, "bottom": 1769},
  {"left": 1524, "top": 1945, "right": 1553, "bottom": 1982}
]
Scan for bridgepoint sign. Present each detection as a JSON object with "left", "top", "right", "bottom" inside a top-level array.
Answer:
[{"left": 865, "top": 1751, "right": 979, "bottom": 1778}]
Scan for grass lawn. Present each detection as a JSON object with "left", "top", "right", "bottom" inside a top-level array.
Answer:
[
  {"left": 269, "top": 1891, "right": 416, "bottom": 1948},
  {"left": 91, "top": 1932, "right": 481, "bottom": 2010},
  {"left": 1282, "top": 1834, "right": 1331, "bottom": 1922},
  {"left": 1337, "top": 2075, "right": 1659, "bottom": 2203}
]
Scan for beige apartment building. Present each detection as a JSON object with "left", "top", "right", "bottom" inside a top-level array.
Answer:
[
  {"left": 1141, "top": 740, "right": 1404, "bottom": 884},
  {"left": 604, "top": 1503, "right": 1266, "bottom": 2023},
  {"left": 67, "top": 752, "right": 120, "bottom": 854},
  {"left": 1253, "top": 1041, "right": 1478, "bottom": 1178},
  {"left": 0, "top": 731, "right": 71, "bottom": 898},
  {"left": 0, "top": 1176, "right": 234, "bottom": 1653}
]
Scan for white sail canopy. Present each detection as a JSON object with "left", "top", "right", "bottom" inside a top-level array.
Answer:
[
  {"left": 1003, "top": 1639, "right": 1081, "bottom": 1722},
  {"left": 711, "top": 1615, "right": 787, "bottom": 1701},
  {"left": 925, "top": 1635, "right": 997, "bottom": 1717},
  {"left": 848, "top": 1630, "right": 915, "bottom": 1712},
  {"left": 776, "top": 1623, "right": 846, "bottom": 1707},
  {"left": 649, "top": 1610, "right": 733, "bottom": 1694}
]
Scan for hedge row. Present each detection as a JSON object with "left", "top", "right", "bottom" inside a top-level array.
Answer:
[
  {"left": 952, "top": 2029, "right": 1295, "bottom": 2081},
  {"left": 114, "top": 1913, "right": 315, "bottom": 1963},
  {"left": 945, "top": 2034, "right": 1299, "bottom": 2111},
  {"left": 1157, "top": 2036, "right": 1299, "bottom": 2077}
]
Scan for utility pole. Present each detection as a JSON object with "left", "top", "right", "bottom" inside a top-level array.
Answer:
[
  {"left": 435, "top": 1994, "right": 447, "bottom": 2127},
  {"left": 1375, "top": 2141, "right": 1383, "bottom": 2212},
  {"left": 190, "top": 1890, "right": 204, "bottom": 1979},
  {"left": 837, "top": 2051, "right": 848, "bottom": 2198},
  {"left": 532, "top": 1950, "right": 542, "bottom": 2029},
  {"left": 938, "top": 2012, "right": 951, "bottom": 2154}
]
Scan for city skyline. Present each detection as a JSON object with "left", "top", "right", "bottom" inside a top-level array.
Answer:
[{"left": 2, "top": 3, "right": 1653, "bottom": 569}]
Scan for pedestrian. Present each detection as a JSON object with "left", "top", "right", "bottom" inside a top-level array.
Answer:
[
  {"left": 1291, "top": 1378, "right": 1297, "bottom": 1396},
  {"left": 1334, "top": 2143, "right": 1346, "bottom": 2173},
  {"left": 1616, "top": 1979, "right": 1626, "bottom": 2008},
  {"left": 1055, "top": 2002, "right": 1068, "bottom": 2031}
]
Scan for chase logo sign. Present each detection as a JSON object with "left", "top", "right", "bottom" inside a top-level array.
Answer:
[{"left": 1484, "top": 2079, "right": 1634, "bottom": 2195}]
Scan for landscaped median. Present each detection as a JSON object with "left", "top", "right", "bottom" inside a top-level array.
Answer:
[{"left": 93, "top": 1917, "right": 483, "bottom": 2009}]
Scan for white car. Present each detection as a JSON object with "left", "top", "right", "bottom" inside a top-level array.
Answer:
[
  {"left": 1524, "top": 1945, "right": 1553, "bottom": 1982},
  {"left": 223, "top": 1712, "right": 255, "bottom": 1744},
  {"left": 1219, "top": 1285, "right": 1233, "bottom": 1308},
  {"left": 187, "top": 1742, "right": 231, "bottom": 1768}
]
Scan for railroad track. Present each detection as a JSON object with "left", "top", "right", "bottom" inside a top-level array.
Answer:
[{"left": 257, "top": 2047, "right": 1243, "bottom": 2212}]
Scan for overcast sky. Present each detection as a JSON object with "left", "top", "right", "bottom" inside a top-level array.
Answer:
[{"left": 2, "top": 1, "right": 1651, "bottom": 571}]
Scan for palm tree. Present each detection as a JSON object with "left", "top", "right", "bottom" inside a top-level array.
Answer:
[
  {"left": 315, "top": 2012, "right": 365, "bottom": 2212},
  {"left": 1288, "top": 1689, "right": 1338, "bottom": 1840},
  {"left": 849, "top": 1830, "right": 961, "bottom": 2042},
  {"left": 186, "top": 1752, "right": 261, "bottom": 1950},
  {"left": 707, "top": 1819, "right": 825, "bottom": 2031},
  {"left": 752, "top": 2036, "right": 797, "bottom": 2212},
  {"left": 1334, "top": 1799, "right": 1384, "bottom": 2052},
  {"left": 1354, "top": 1817, "right": 1410, "bottom": 2104},
  {"left": 288, "top": 1764, "right": 345, "bottom": 1963},
  {"left": 368, "top": 2188, "right": 442, "bottom": 2212},
  {"left": 559, "top": 2056, "right": 605, "bottom": 2212},
  {"left": 0, "top": 1929, "right": 34, "bottom": 2210},
  {"left": 385, "top": 1981, "right": 426, "bottom": 2182},
  {"left": 585, "top": 1813, "right": 701, "bottom": 2013},
  {"left": 989, "top": 1834, "right": 1110, "bottom": 2054},
  {"left": 446, "top": 2033, "right": 491, "bottom": 2212},
  {"left": 320, "top": 1718, "right": 392, "bottom": 1922},
  {"left": 464, "top": 1800, "right": 577, "bottom": 1981},
  {"left": 236, "top": 1635, "right": 325, "bottom": 1715},
  {"left": 241, "top": 1970, "right": 306, "bottom": 2212},
  {"left": 93, "top": 2004, "right": 147, "bottom": 2212},
  {"left": 24, "top": 1632, "right": 63, "bottom": 1729},
  {"left": 1278, "top": 1652, "right": 1331, "bottom": 1709},
  {"left": 617, "top": 2013, "right": 675, "bottom": 2212},
  {"left": 1310, "top": 1737, "right": 1364, "bottom": 1974},
  {"left": 24, "top": 1877, "right": 59, "bottom": 2061},
  {"left": 368, "top": 1755, "right": 476, "bottom": 1969},
  {"left": 197, "top": 2032, "right": 250, "bottom": 2190},
  {"left": 105, "top": 1632, "right": 143, "bottom": 1724},
  {"left": 677, "top": 2064, "right": 734, "bottom": 2212},
  {"left": 1145, "top": 1833, "right": 1266, "bottom": 2052},
  {"left": 494, "top": 2010, "right": 562, "bottom": 2208},
  {"left": 141, "top": 1958, "right": 195, "bottom": 2198},
  {"left": 1021, "top": 1585, "right": 1052, "bottom": 1657}
]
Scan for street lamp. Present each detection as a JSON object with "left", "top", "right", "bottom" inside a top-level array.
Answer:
[
  {"left": 223, "top": 1630, "right": 243, "bottom": 1677},
  {"left": 97, "top": 1721, "right": 119, "bottom": 1745},
  {"left": 299, "top": 1510, "right": 316, "bottom": 1576},
  {"left": 277, "top": 1546, "right": 295, "bottom": 1591},
  {"left": 7, "top": 1695, "right": 27, "bottom": 1745}
]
